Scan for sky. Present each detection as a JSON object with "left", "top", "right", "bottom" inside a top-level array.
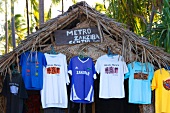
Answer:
[
  {"left": 0, "top": 0, "right": 105, "bottom": 55},
  {"left": 0, "top": 0, "right": 104, "bottom": 32},
  {"left": 12, "top": 0, "right": 104, "bottom": 18}
]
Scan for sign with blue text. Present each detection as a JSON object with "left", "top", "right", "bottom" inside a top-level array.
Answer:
[{"left": 54, "top": 27, "right": 101, "bottom": 45}]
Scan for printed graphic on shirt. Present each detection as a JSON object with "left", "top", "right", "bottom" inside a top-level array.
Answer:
[
  {"left": 163, "top": 79, "right": 170, "bottom": 90},
  {"left": 46, "top": 64, "right": 61, "bottom": 75},
  {"left": 46, "top": 67, "right": 60, "bottom": 74},
  {"left": 76, "top": 71, "right": 90, "bottom": 76},
  {"left": 134, "top": 73, "right": 148, "bottom": 80},
  {"left": 104, "top": 64, "right": 119, "bottom": 76},
  {"left": 75, "top": 66, "right": 78, "bottom": 69},
  {"left": 26, "top": 61, "right": 39, "bottom": 76},
  {"left": 75, "top": 67, "right": 91, "bottom": 76},
  {"left": 26, "top": 62, "right": 31, "bottom": 76},
  {"left": 133, "top": 70, "right": 148, "bottom": 80},
  {"left": 26, "top": 69, "right": 31, "bottom": 76},
  {"left": 9, "top": 83, "right": 19, "bottom": 95}
]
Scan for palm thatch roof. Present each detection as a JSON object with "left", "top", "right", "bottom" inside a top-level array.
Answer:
[{"left": 0, "top": 1, "right": 170, "bottom": 76}]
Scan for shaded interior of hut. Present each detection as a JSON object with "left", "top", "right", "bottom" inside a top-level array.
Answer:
[{"left": 0, "top": 1, "right": 170, "bottom": 113}]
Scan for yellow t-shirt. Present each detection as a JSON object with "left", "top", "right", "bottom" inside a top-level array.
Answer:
[{"left": 151, "top": 68, "right": 170, "bottom": 113}]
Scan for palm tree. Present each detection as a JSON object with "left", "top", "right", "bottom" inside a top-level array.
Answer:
[
  {"left": 0, "top": 14, "right": 26, "bottom": 51},
  {"left": 11, "top": 0, "right": 16, "bottom": 49},
  {"left": 14, "top": 14, "right": 27, "bottom": 43},
  {"left": 39, "top": 0, "right": 44, "bottom": 27},
  {"left": 51, "top": 0, "right": 77, "bottom": 14},
  {"left": 26, "top": 0, "right": 30, "bottom": 35},
  {"left": 0, "top": 1, "right": 3, "bottom": 13},
  {"left": 103, "top": 0, "right": 163, "bottom": 35},
  {"left": 28, "top": 0, "right": 76, "bottom": 30},
  {"left": 5, "top": 0, "right": 8, "bottom": 53},
  {"left": 51, "top": 0, "right": 62, "bottom": 15},
  {"left": 145, "top": 0, "right": 170, "bottom": 53},
  {"left": 30, "top": 0, "right": 39, "bottom": 32},
  {"left": 102, "top": 0, "right": 169, "bottom": 52},
  {"left": 39, "top": 0, "right": 61, "bottom": 26}
]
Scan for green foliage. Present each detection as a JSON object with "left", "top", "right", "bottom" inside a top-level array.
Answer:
[
  {"left": 0, "top": 14, "right": 26, "bottom": 49},
  {"left": 104, "top": 0, "right": 151, "bottom": 34},
  {"left": 29, "top": 0, "right": 39, "bottom": 32},
  {"left": 96, "top": 0, "right": 170, "bottom": 53},
  {"left": 51, "top": 0, "right": 61, "bottom": 5},
  {"left": 46, "top": 4, "right": 52, "bottom": 20},
  {"left": 95, "top": 3, "right": 106, "bottom": 13},
  {"left": 145, "top": 0, "right": 170, "bottom": 53},
  {"left": 72, "top": 0, "right": 77, "bottom": 4},
  {"left": 0, "top": 1, "right": 3, "bottom": 13},
  {"left": 29, "top": 0, "right": 57, "bottom": 30}
]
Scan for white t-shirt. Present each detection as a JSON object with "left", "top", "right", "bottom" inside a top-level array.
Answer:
[
  {"left": 41, "top": 53, "right": 70, "bottom": 108},
  {"left": 95, "top": 54, "right": 128, "bottom": 98}
]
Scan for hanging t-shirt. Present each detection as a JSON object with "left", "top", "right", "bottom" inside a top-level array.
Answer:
[
  {"left": 1, "top": 74, "right": 28, "bottom": 113},
  {"left": 20, "top": 51, "right": 47, "bottom": 90},
  {"left": 41, "top": 53, "right": 70, "bottom": 108},
  {"left": 68, "top": 56, "right": 96, "bottom": 103},
  {"left": 151, "top": 68, "right": 170, "bottom": 113},
  {"left": 125, "top": 61, "right": 154, "bottom": 104},
  {"left": 95, "top": 54, "right": 128, "bottom": 98}
]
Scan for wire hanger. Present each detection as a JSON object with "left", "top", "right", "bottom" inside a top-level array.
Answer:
[
  {"left": 165, "top": 64, "right": 170, "bottom": 71},
  {"left": 11, "top": 63, "right": 19, "bottom": 75},
  {"left": 78, "top": 51, "right": 85, "bottom": 59},
  {"left": 78, "top": 47, "right": 88, "bottom": 60},
  {"left": 49, "top": 45, "right": 58, "bottom": 54},
  {"left": 107, "top": 46, "right": 117, "bottom": 57}
]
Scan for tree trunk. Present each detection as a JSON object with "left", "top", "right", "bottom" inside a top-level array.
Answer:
[
  {"left": 5, "top": 0, "right": 8, "bottom": 53},
  {"left": 39, "top": 0, "right": 44, "bottom": 27},
  {"left": 26, "top": 0, "right": 30, "bottom": 35},
  {"left": 11, "top": 0, "right": 16, "bottom": 49},
  {"left": 147, "top": 4, "right": 155, "bottom": 33},
  {"left": 62, "top": 0, "right": 64, "bottom": 14}
]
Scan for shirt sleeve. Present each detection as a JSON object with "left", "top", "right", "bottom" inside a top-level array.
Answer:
[
  {"left": 123, "top": 62, "right": 129, "bottom": 74},
  {"left": 95, "top": 58, "right": 100, "bottom": 74},
  {"left": 68, "top": 58, "right": 73, "bottom": 76},
  {"left": 151, "top": 70, "right": 157, "bottom": 90},
  {"left": 63, "top": 55, "right": 70, "bottom": 85},
  {"left": 19, "top": 53, "right": 23, "bottom": 66},
  {"left": 124, "top": 63, "right": 131, "bottom": 79},
  {"left": 92, "top": 60, "right": 97, "bottom": 79},
  {"left": 42, "top": 53, "right": 47, "bottom": 67},
  {"left": 148, "top": 63, "right": 154, "bottom": 81}
]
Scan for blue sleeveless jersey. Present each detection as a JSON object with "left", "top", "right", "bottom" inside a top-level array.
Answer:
[{"left": 68, "top": 56, "right": 96, "bottom": 103}]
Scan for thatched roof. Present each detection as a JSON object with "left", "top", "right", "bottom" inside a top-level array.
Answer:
[{"left": 0, "top": 1, "right": 170, "bottom": 76}]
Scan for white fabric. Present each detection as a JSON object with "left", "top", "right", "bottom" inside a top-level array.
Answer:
[
  {"left": 84, "top": 86, "right": 93, "bottom": 101},
  {"left": 95, "top": 54, "right": 128, "bottom": 98},
  {"left": 10, "top": 86, "right": 19, "bottom": 94},
  {"left": 70, "top": 84, "right": 81, "bottom": 100},
  {"left": 41, "top": 53, "right": 70, "bottom": 108}
]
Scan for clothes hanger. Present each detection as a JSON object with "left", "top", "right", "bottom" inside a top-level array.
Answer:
[
  {"left": 107, "top": 46, "right": 117, "bottom": 57},
  {"left": 164, "top": 64, "right": 170, "bottom": 73},
  {"left": 78, "top": 49, "right": 89, "bottom": 60},
  {"left": 11, "top": 64, "right": 20, "bottom": 75},
  {"left": 49, "top": 45, "right": 58, "bottom": 54},
  {"left": 78, "top": 50, "right": 85, "bottom": 59}
]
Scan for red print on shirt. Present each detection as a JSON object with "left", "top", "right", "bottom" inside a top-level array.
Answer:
[
  {"left": 47, "top": 67, "right": 60, "bottom": 74},
  {"left": 163, "top": 79, "right": 170, "bottom": 90}
]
